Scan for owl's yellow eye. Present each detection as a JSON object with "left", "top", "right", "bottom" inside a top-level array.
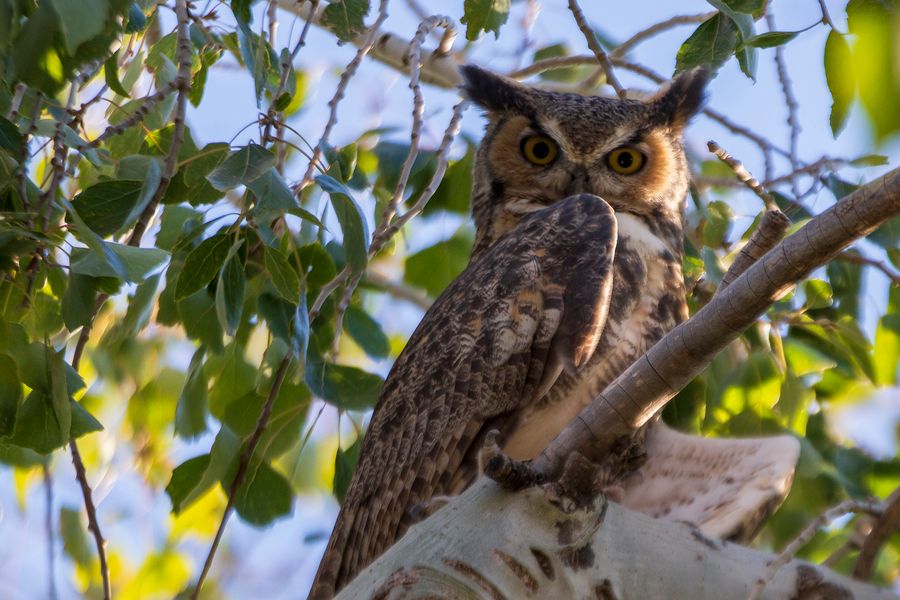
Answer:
[
  {"left": 520, "top": 135, "right": 558, "bottom": 166},
  {"left": 607, "top": 147, "right": 645, "bottom": 175}
]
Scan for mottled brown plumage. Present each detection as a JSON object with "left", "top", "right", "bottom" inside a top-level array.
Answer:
[{"left": 309, "top": 65, "right": 708, "bottom": 599}]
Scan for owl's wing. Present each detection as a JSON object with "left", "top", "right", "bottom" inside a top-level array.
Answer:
[{"left": 309, "top": 194, "right": 617, "bottom": 599}]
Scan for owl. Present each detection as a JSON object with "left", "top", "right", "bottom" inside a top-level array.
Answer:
[{"left": 308, "top": 65, "right": 708, "bottom": 599}]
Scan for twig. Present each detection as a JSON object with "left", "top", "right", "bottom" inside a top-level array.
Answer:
[
  {"left": 297, "top": 0, "right": 390, "bottom": 190},
  {"left": 747, "top": 499, "right": 883, "bottom": 600},
  {"left": 43, "top": 463, "right": 58, "bottom": 600},
  {"left": 767, "top": 13, "right": 802, "bottom": 199},
  {"left": 7, "top": 82, "right": 25, "bottom": 120},
  {"left": 853, "top": 486, "right": 900, "bottom": 580},
  {"left": 331, "top": 16, "right": 456, "bottom": 353},
  {"left": 818, "top": 0, "right": 838, "bottom": 30},
  {"left": 364, "top": 271, "right": 432, "bottom": 310},
  {"left": 611, "top": 13, "right": 714, "bottom": 58},
  {"left": 717, "top": 209, "right": 792, "bottom": 292},
  {"left": 260, "top": 0, "right": 318, "bottom": 149},
  {"left": 567, "top": 0, "right": 626, "bottom": 98},
  {"left": 66, "top": 4, "right": 194, "bottom": 597},
  {"left": 761, "top": 156, "right": 848, "bottom": 188},
  {"left": 88, "top": 82, "right": 178, "bottom": 147},
  {"left": 191, "top": 355, "right": 293, "bottom": 599},
  {"left": 125, "top": 0, "right": 193, "bottom": 247},
  {"left": 837, "top": 250, "right": 900, "bottom": 286},
  {"left": 707, "top": 140, "right": 775, "bottom": 208}
]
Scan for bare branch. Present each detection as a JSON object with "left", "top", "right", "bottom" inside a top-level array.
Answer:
[
  {"left": 767, "top": 13, "right": 803, "bottom": 199},
  {"left": 191, "top": 355, "right": 293, "bottom": 598},
  {"left": 612, "top": 13, "right": 715, "bottom": 58},
  {"left": 43, "top": 463, "right": 58, "bottom": 600},
  {"left": 297, "top": 0, "right": 390, "bottom": 190},
  {"left": 707, "top": 140, "right": 776, "bottom": 209},
  {"left": 364, "top": 271, "right": 432, "bottom": 310},
  {"left": 567, "top": 0, "right": 626, "bottom": 98},
  {"left": 854, "top": 486, "right": 900, "bottom": 580},
  {"left": 88, "top": 82, "right": 178, "bottom": 147},
  {"left": 748, "top": 499, "right": 884, "bottom": 600},
  {"left": 837, "top": 250, "right": 900, "bottom": 286},
  {"left": 533, "top": 166, "right": 900, "bottom": 479},
  {"left": 718, "top": 209, "right": 792, "bottom": 292}
]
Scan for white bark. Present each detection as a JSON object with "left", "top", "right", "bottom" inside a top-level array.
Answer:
[{"left": 337, "top": 479, "right": 898, "bottom": 599}]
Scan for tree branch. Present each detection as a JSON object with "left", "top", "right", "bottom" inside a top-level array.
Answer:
[
  {"left": 336, "top": 479, "right": 897, "bottom": 600},
  {"left": 854, "top": 486, "right": 900, "bottom": 581},
  {"left": 532, "top": 165, "right": 900, "bottom": 479},
  {"left": 566, "top": 0, "right": 626, "bottom": 97}
]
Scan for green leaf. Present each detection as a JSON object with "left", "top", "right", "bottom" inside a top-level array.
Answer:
[
  {"left": 52, "top": 0, "right": 110, "bottom": 55},
  {"left": 60, "top": 507, "right": 92, "bottom": 568},
  {"left": 175, "top": 234, "right": 232, "bottom": 300},
  {"left": 10, "top": 391, "right": 68, "bottom": 454},
  {"left": 848, "top": 1, "right": 900, "bottom": 141},
  {"left": 706, "top": 1, "right": 757, "bottom": 79},
  {"left": 206, "top": 144, "right": 276, "bottom": 191},
  {"left": 175, "top": 348, "right": 208, "bottom": 439},
  {"left": 315, "top": 175, "right": 369, "bottom": 275},
  {"left": 675, "top": 13, "right": 739, "bottom": 74},
  {"left": 233, "top": 461, "right": 293, "bottom": 526},
  {"left": 70, "top": 180, "right": 144, "bottom": 237},
  {"left": 70, "top": 244, "right": 169, "bottom": 283},
  {"left": 333, "top": 438, "right": 361, "bottom": 503},
  {"left": 462, "top": 0, "right": 511, "bottom": 41},
  {"left": 264, "top": 245, "right": 301, "bottom": 302},
  {"left": 166, "top": 454, "right": 211, "bottom": 513},
  {"left": 304, "top": 362, "right": 383, "bottom": 411},
  {"left": 70, "top": 401, "right": 103, "bottom": 439},
  {"left": 207, "top": 345, "right": 257, "bottom": 418},
  {"left": 425, "top": 142, "right": 474, "bottom": 216},
  {"left": 104, "top": 50, "right": 130, "bottom": 97},
  {"left": 849, "top": 154, "right": 889, "bottom": 167},
  {"left": 404, "top": 233, "right": 473, "bottom": 298},
  {"left": 0, "top": 354, "right": 22, "bottom": 437},
  {"left": 345, "top": 306, "right": 390, "bottom": 359},
  {"left": 223, "top": 383, "right": 310, "bottom": 459},
  {"left": 321, "top": 0, "right": 370, "bottom": 42},
  {"left": 783, "top": 338, "right": 837, "bottom": 376},
  {"left": 702, "top": 200, "right": 733, "bottom": 248},
  {"left": 215, "top": 251, "right": 245, "bottom": 337},
  {"left": 824, "top": 31, "right": 855, "bottom": 137},
  {"left": 720, "top": 352, "right": 783, "bottom": 413},
  {"left": 247, "top": 168, "right": 300, "bottom": 218},
  {"left": 125, "top": 2, "right": 146, "bottom": 32},
  {"left": 257, "top": 293, "right": 309, "bottom": 359},
  {"left": 741, "top": 31, "right": 800, "bottom": 49},
  {"left": 178, "top": 290, "right": 225, "bottom": 353},
  {"left": 874, "top": 288, "right": 900, "bottom": 386},
  {"left": 61, "top": 198, "right": 128, "bottom": 280},
  {"left": 105, "top": 273, "right": 161, "bottom": 343},
  {"left": 804, "top": 279, "right": 834, "bottom": 310},
  {"left": 0, "top": 116, "right": 25, "bottom": 155}
]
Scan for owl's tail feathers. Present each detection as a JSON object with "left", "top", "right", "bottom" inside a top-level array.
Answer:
[{"left": 619, "top": 422, "right": 800, "bottom": 543}]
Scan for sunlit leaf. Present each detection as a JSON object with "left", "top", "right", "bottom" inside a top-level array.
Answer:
[
  {"left": 804, "top": 279, "right": 834, "bottom": 310},
  {"left": 675, "top": 13, "right": 739, "bottom": 74},
  {"left": 824, "top": 31, "right": 855, "bottom": 137},
  {"left": 462, "top": 0, "right": 510, "bottom": 40}
]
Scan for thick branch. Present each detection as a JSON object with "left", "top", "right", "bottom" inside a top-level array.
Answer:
[
  {"left": 336, "top": 480, "right": 897, "bottom": 600},
  {"left": 533, "top": 166, "right": 900, "bottom": 479}
]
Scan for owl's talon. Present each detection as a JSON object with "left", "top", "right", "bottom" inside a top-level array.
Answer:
[{"left": 481, "top": 430, "right": 543, "bottom": 491}]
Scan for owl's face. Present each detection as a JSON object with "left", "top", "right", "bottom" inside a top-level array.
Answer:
[{"left": 462, "top": 66, "right": 707, "bottom": 255}]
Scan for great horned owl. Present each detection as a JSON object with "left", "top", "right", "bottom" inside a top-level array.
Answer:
[{"left": 309, "top": 65, "right": 708, "bottom": 599}]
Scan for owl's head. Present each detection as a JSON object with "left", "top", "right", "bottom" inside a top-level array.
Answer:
[{"left": 461, "top": 65, "right": 708, "bottom": 257}]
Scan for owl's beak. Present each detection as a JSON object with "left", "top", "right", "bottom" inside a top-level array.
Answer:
[{"left": 564, "top": 166, "right": 591, "bottom": 196}]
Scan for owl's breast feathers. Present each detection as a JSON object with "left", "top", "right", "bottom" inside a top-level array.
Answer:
[{"left": 309, "top": 194, "right": 619, "bottom": 599}]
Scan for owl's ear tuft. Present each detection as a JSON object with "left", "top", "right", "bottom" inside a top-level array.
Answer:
[
  {"left": 460, "top": 64, "right": 534, "bottom": 114},
  {"left": 651, "top": 67, "right": 709, "bottom": 130}
]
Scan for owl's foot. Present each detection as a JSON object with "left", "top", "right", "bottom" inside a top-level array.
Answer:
[
  {"left": 406, "top": 495, "right": 452, "bottom": 524},
  {"left": 543, "top": 451, "right": 599, "bottom": 512},
  {"left": 481, "top": 430, "right": 544, "bottom": 491}
]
